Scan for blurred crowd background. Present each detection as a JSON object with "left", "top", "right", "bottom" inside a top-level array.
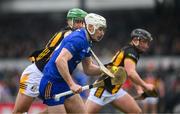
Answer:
[{"left": 0, "top": 0, "right": 180, "bottom": 113}]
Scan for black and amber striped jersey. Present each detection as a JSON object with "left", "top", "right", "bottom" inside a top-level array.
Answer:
[
  {"left": 94, "top": 44, "right": 141, "bottom": 97},
  {"left": 109, "top": 44, "right": 140, "bottom": 66},
  {"left": 28, "top": 27, "right": 72, "bottom": 71}
]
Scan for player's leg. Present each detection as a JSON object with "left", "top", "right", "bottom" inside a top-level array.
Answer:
[
  {"left": 13, "top": 63, "right": 43, "bottom": 113},
  {"left": 64, "top": 94, "right": 87, "bottom": 114},
  {"left": 45, "top": 105, "right": 66, "bottom": 114},
  {"left": 13, "top": 72, "right": 35, "bottom": 113},
  {"left": 85, "top": 99, "right": 103, "bottom": 114},
  {"left": 142, "top": 100, "right": 148, "bottom": 113},
  {"left": 146, "top": 98, "right": 158, "bottom": 114},
  {"left": 13, "top": 92, "right": 34, "bottom": 113},
  {"left": 86, "top": 88, "right": 111, "bottom": 113},
  {"left": 151, "top": 103, "right": 157, "bottom": 114},
  {"left": 111, "top": 93, "right": 142, "bottom": 113},
  {"left": 39, "top": 76, "right": 83, "bottom": 114}
]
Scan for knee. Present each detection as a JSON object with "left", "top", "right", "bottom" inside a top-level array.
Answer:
[
  {"left": 136, "top": 107, "right": 142, "bottom": 114},
  {"left": 12, "top": 108, "right": 18, "bottom": 114}
]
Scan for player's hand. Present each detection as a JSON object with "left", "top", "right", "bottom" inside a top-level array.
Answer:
[
  {"left": 136, "top": 87, "right": 144, "bottom": 95},
  {"left": 143, "top": 83, "right": 154, "bottom": 91},
  {"left": 134, "top": 84, "right": 158, "bottom": 100},
  {"left": 143, "top": 83, "right": 158, "bottom": 97},
  {"left": 69, "top": 83, "right": 82, "bottom": 94}
]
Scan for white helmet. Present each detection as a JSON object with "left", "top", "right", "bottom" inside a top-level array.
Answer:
[{"left": 85, "top": 13, "right": 107, "bottom": 35}]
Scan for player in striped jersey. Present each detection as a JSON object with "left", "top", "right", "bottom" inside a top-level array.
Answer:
[
  {"left": 13, "top": 8, "right": 87, "bottom": 114},
  {"left": 86, "top": 28, "right": 155, "bottom": 113}
]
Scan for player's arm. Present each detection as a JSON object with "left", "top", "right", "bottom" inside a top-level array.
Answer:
[
  {"left": 124, "top": 58, "right": 153, "bottom": 91},
  {"left": 55, "top": 48, "right": 81, "bottom": 93},
  {"left": 82, "top": 57, "right": 102, "bottom": 76},
  {"left": 134, "top": 84, "right": 144, "bottom": 95}
]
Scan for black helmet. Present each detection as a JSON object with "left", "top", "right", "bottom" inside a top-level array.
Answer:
[{"left": 131, "top": 28, "right": 153, "bottom": 42}]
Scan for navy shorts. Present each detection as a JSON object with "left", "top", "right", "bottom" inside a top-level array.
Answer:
[{"left": 39, "top": 76, "right": 73, "bottom": 106}]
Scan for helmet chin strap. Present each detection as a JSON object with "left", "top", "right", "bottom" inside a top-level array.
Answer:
[
  {"left": 86, "top": 24, "right": 100, "bottom": 42},
  {"left": 132, "top": 39, "right": 139, "bottom": 47},
  {"left": 85, "top": 23, "right": 100, "bottom": 42},
  {"left": 68, "top": 19, "right": 74, "bottom": 29},
  {"left": 69, "top": 19, "right": 79, "bottom": 31},
  {"left": 132, "top": 39, "right": 145, "bottom": 53}
]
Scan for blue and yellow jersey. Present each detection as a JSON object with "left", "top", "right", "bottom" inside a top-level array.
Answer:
[
  {"left": 28, "top": 27, "right": 72, "bottom": 71},
  {"left": 95, "top": 44, "right": 140, "bottom": 97},
  {"left": 43, "top": 28, "right": 91, "bottom": 80}
]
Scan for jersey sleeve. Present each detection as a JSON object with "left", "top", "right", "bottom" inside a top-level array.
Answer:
[
  {"left": 124, "top": 48, "right": 139, "bottom": 64},
  {"left": 85, "top": 50, "right": 91, "bottom": 57}
]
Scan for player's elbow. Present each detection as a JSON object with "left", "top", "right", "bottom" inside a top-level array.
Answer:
[
  {"left": 84, "top": 70, "right": 89, "bottom": 75},
  {"left": 55, "top": 56, "right": 64, "bottom": 68},
  {"left": 83, "top": 69, "right": 91, "bottom": 75},
  {"left": 55, "top": 57, "right": 60, "bottom": 65},
  {"left": 82, "top": 63, "right": 92, "bottom": 75}
]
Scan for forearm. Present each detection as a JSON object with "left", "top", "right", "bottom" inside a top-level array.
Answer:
[
  {"left": 134, "top": 83, "right": 144, "bottom": 94},
  {"left": 56, "top": 58, "right": 75, "bottom": 87},
  {"left": 82, "top": 57, "right": 102, "bottom": 76},
  {"left": 84, "top": 63, "right": 102, "bottom": 76},
  {"left": 128, "top": 70, "right": 146, "bottom": 89}
]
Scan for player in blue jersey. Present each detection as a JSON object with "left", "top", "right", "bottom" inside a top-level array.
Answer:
[
  {"left": 39, "top": 13, "right": 107, "bottom": 113},
  {"left": 13, "top": 8, "right": 87, "bottom": 114}
]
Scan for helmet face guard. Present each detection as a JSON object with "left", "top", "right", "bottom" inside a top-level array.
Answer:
[
  {"left": 131, "top": 28, "right": 153, "bottom": 52},
  {"left": 85, "top": 13, "right": 107, "bottom": 41}
]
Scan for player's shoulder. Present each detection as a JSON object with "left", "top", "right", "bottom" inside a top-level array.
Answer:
[
  {"left": 74, "top": 28, "right": 86, "bottom": 35},
  {"left": 121, "top": 44, "right": 140, "bottom": 62},
  {"left": 122, "top": 44, "right": 138, "bottom": 55},
  {"left": 63, "top": 28, "right": 86, "bottom": 44},
  {"left": 70, "top": 28, "right": 86, "bottom": 40}
]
